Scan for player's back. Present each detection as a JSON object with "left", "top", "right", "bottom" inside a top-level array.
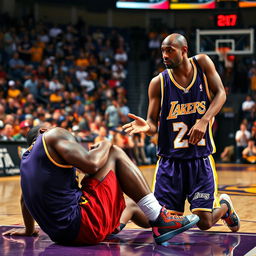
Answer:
[{"left": 20, "top": 134, "right": 82, "bottom": 243}]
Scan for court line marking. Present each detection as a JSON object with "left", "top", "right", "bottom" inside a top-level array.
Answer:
[{"left": 244, "top": 247, "right": 256, "bottom": 256}]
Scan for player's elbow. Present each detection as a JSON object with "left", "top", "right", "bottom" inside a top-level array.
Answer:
[{"left": 83, "top": 162, "right": 99, "bottom": 174}]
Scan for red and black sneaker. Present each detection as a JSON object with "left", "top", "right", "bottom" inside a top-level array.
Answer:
[{"left": 151, "top": 207, "right": 199, "bottom": 244}]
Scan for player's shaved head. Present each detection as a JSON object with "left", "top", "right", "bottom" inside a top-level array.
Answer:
[
  {"left": 162, "top": 33, "right": 188, "bottom": 48},
  {"left": 27, "top": 125, "right": 42, "bottom": 146},
  {"left": 26, "top": 125, "right": 49, "bottom": 146}
]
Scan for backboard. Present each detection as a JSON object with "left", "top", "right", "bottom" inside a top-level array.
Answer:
[{"left": 196, "top": 29, "right": 254, "bottom": 55}]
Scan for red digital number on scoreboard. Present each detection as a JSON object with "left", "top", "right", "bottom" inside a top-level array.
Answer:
[{"left": 217, "top": 14, "right": 238, "bottom": 27}]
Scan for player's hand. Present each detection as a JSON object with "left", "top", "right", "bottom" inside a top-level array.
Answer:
[
  {"left": 122, "top": 113, "right": 150, "bottom": 135},
  {"left": 188, "top": 119, "right": 208, "bottom": 145},
  {"left": 2, "top": 228, "right": 39, "bottom": 236}
]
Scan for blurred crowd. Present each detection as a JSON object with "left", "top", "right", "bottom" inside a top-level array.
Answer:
[
  {"left": 0, "top": 13, "right": 157, "bottom": 165},
  {"left": 232, "top": 95, "right": 256, "bottom": 164},
  {"left": 220, "top": 95, "right": 256, "bottom": 164},
  {"left": 1, "top": 12, "right": 255, "bottom": 165}
]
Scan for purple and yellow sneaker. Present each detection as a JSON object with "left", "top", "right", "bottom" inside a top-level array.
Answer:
[
  {"left": 220, "top": 194, "right": 240, "bottom": 232},
  {"left": 151, "top": 207, "right": 199, "bottom": 244}
]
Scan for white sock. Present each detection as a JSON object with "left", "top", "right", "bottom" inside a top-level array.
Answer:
[{"left": 137, "top": 193, "right": 162, "bottom": 222}]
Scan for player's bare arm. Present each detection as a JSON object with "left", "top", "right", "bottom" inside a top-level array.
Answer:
[
  {"left": 122, "top": 75, "right": 161, "bottom": 136},
  {"left": 44, "top": 127, "right": 112, "bottom": 174},
  {"left": 146, "top": 75, "right": 162, "bottom": 136},
  {"left": 188, "top": 54, "right": 226, "bottom": 145},
  {"left": 2, "top": 195, "right": 39, "bottom": 236}
]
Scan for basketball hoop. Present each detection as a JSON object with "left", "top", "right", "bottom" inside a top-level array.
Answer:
[
  {"left": 216, "top": 47, "right": 230, "bottom": 62},
  {"left": 217, "top": 47, "right": 235, "bottom": 68}
]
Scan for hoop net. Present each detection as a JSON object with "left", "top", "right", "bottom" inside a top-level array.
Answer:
[{"left": 217, "top": 47, "right": 235, "bottom": 68}]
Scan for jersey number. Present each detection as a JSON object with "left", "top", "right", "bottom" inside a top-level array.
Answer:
[{"left": 173, "top": 122, "right": 205, "bottom": 149}]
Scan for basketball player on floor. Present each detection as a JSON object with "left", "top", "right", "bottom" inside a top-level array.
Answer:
[
  {"left": 123, "top": 33, "right": 240, "bottom": 232},
  {"left": 3, "top": 126, "right": 199, "bottom": 245}
]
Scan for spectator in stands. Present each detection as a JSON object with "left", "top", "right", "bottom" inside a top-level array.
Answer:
[
  {"left": 80, "top": 73, "right": 95, "bottom": 95},
  {"left": 28, "top": 41, "right": 44, "bottom": 67},
  {"left": 5, "top": 98, "right": 20, "bottom": 114},
  {"left": 242, "top": 139, "right": 256, "bottom": 164},
  {"left": 49, "top": 76, "right": 63, "bottom": 92},
  {"left": 3, "top": 28, "right": 16, "bottom": 60},
  {"left": 105, "top": 99, "right": 120, "bottom": 130},
  {"left": 0, "top": 19, "right": 131, "bottom": 148},
  {"left": 38, "top": 28, "right": 50, "bottom": 44},
  {"left": 13, "top": 120, "right": 31, "bottom": 141},
  {"left": 235, "top": 123, "right": 251, "bottom": 163},
  {"left": 94, "top": 126, "right": 108, "bottom": 144},
  {"left": 4, "top": 114, "right": 15, "bottom": 126},
  {"left": 72, "top": 97, "right": 85, "bottom": 116},
  {"left": 18, "top": 34, "right": 32, "bottom": 63},
  {"left": 24, "top": 73, "right": 38, "bottom": 97},
  {"left": 114, "top": 47, "right": 128, "bottom": 65},
  {"left": 7, "top": 80, "right": 21, "bottom": 99},
  {"left": 241, "top": 95, "right": 255, "bottom": 121},
  {"left": 112, "top": 62, "right": 126, "bottom": 81},
  {"left": 49, "top": 89, "right": 63, "bottom": 109},
  {"left": 1, "top": 123, "right": 14, "bottom": 141},
  {"left": 49, "top": 23, "right": 62, "bottom": 38},
  {"left": 8, "top": 52, "right": 25, "bottom": 80},
  {"left": 75, "top": 51, "right": 89, "bottom": 68},
  {"left": 118, "top": 99, "right": 130, "bottom": 125}
]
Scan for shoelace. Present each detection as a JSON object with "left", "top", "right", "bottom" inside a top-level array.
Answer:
[{"left": 162, "top": 208, "right": 184, "bottom": 219}]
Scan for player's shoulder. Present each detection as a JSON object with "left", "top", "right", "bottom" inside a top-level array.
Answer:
[
  {"left": 194, "top": 54, "right": 214, "bottom": 71},
  {"left": 195, "top": 53, "right": 212, "bottom": 63},
  {"left": 45, "top": 127, "right": 74, "bottom": 143},
  {"left": 150, "top": 73, "right": 162, "bottom": 85}
]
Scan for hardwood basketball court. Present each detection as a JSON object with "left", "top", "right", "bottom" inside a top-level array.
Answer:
[{"left": 0, "top": 163, "right": 256, "bottom": 255}]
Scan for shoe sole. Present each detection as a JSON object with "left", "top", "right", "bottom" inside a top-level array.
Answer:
[
  {"left": 220, "top": 194, "right": 240, "bottom": 232},
  {"left": 154, "top": 215, "right": 200, "bottom": 244}
]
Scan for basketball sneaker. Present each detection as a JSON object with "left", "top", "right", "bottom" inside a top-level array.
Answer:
[
  {"left": 220, "top": 194, "right": 240, "bottom": 232},
  {"left": 151, "top": 207, "right": 199, "bottom": 244}
]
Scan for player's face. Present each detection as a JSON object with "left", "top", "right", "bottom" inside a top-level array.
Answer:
[{"left": 161, "top": 45, "right": 182, "bottom": 69}]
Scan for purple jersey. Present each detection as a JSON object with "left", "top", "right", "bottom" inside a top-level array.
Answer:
[
  {"left": 20, "top": 134, "right": 82, "bottom": 243},
  {"left": 157, "top": 56, "right": 216, "bottom": 159}
]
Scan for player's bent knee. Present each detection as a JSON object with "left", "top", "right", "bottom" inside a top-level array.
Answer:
[
  {"left": 196, "top": 219, "right": 212, "bottom": 230},
  {"left": 193, "top": 211, "right": 213, "bottom": 230},
  {"left": 111, "top": 145, "right": 126, "bottom": 157}
]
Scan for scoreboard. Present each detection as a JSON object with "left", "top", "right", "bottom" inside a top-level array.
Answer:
[
  {"left": 116, "top": 0, "right": 256, "bottom": 9},
  {"left": 216, "top": 14, "right": 238, "bottom": 27}
]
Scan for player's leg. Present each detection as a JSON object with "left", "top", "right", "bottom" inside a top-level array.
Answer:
[
  {"left": 153, "top": 157, "right": 186, "bottom": 215},
  {"left": 92, "top": 145, "right": 152, "bottom": 202},
  {"left": 189, "top": 156, "right": 240, "bottom": 232},
  {"left": 92, "top": 145, "right": 199, "bottom": 243},
  {"left": 193, "top": 196, "right": 240, "bottom": 232},
  {"left": 116, "top": 198, "right": 150, "bottom": 231},
  {"left": 193, "top": 207, "right": 227, "bottom": 230}
]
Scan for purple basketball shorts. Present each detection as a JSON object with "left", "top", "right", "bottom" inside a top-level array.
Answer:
[{"left": 153, "top": 155, "right": 219, "bottom": 214}]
